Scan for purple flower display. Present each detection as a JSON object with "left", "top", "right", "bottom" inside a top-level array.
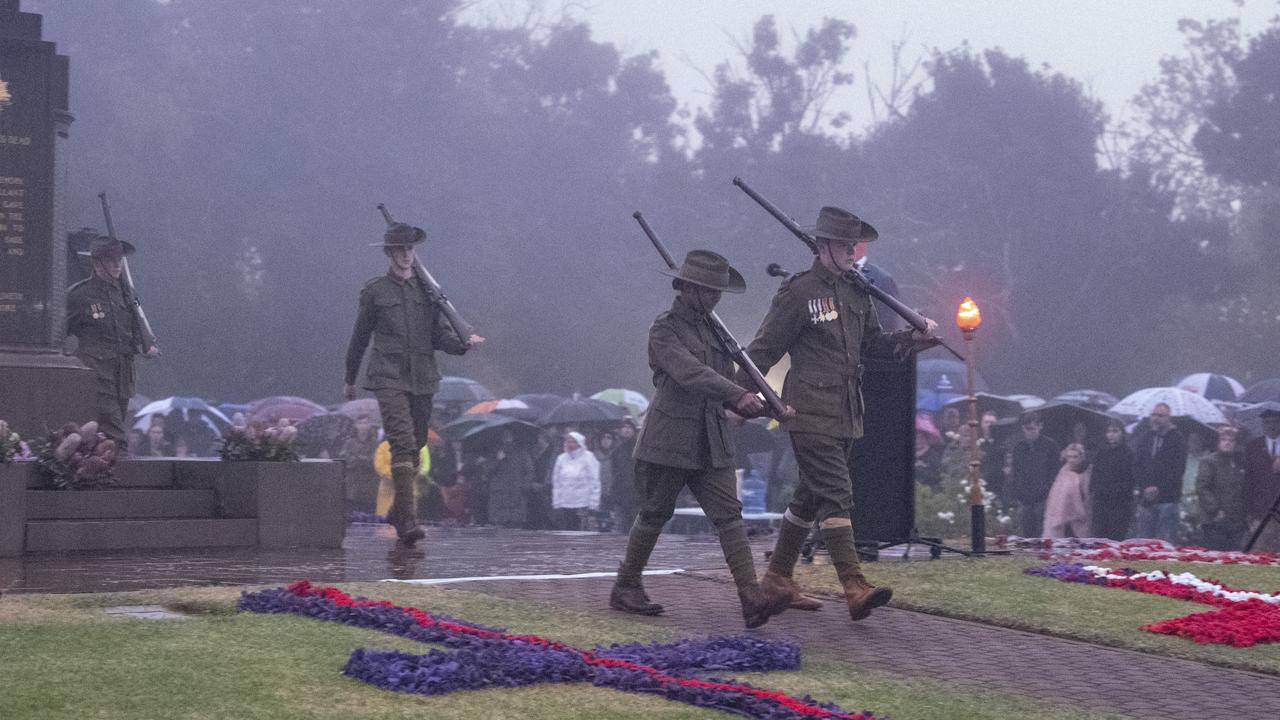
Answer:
[
  {"left": 239, "top": 582, "right": 879, "bottom": 719},
  {"left": 1023, "top": 562, "right": 1108, "bottom": 586}
]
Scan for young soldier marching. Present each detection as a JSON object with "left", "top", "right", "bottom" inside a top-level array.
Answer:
[
  {"left": 610, "top": 250, "right": 791, "bottom": 628},
  {"left": 743, "top": 207, "right": 937, "bottom": 622},
  {"left": 66, "top": 235, "right": 158, "bottom": 451},
  {"left": 344, "top": 222, "right": 483, "bottom": 545}
]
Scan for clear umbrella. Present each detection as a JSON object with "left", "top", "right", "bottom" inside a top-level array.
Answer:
[{"left": 1109, "top": 387, "right": 1228, "bottom": 425}]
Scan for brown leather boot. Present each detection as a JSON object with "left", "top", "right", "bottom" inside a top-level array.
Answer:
[
  {"left": 760, "top": 571, "right": 824, "bottom": 611},
  {"left": 737, "top": 581, "right": 791, "bottom": 629},
  {"left": 841, "top": 572, "right": 892, "bottom": 621},
  {"left": 609, "top": 582, "right": 664, "bottom": 616}
]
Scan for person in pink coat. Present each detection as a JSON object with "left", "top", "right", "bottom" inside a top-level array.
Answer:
[{"left": 1044, "top": 443, "right": 1092, "bottom": 538}]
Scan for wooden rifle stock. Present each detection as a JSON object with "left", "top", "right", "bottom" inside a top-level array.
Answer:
[
  {"left": 376, "top": 203, "right": 476, "bottom": 348},
  {"left": 733, "top": 177, "right": 964, "bottom": 361},
  {"left": 632, "top": 211, "right": 789, "bottom": 419},
  {"left": 97, "top": 192, "right": 157, "bottom": 354}
]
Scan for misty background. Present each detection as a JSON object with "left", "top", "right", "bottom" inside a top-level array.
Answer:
[{"left": 25, "top": 0, "right": 1280, "bottom": 404}]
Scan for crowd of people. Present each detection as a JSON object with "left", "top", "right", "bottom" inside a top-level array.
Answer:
[{"left": 915, "top": 402, "right": 1280, "bottom": 551}]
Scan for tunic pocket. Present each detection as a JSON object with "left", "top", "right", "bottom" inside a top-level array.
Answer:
[{"left": 785, "top": 370, "right": 845, "bottom": 418}]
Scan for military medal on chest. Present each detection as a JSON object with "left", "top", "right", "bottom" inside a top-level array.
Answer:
[
  {"left": 808, "top": 297, "right": 838, "bottom": 324},
  {"left": 90, "top": 302, "right": 105, "bottom": 320}
]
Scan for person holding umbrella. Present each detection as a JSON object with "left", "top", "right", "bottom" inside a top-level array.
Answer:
[
  {"left": 609, "top": 250, "right": 791, "bottom": 629},
  {"left": 344, "top": 221, "right": 483, "bottom": 546}
]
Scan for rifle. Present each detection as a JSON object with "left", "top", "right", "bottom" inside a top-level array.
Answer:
[
  {"left": 732, "top": 177, "right": 964, "bottom": 362},
  {"left": 376, "top": 204, "right": 476, "bottom": 348},
  {"left": 97, "top": 192, "right": 158, "bottom": 355},
  {"left": 632, "top": 211, "right": 789, "bottom": 419}
]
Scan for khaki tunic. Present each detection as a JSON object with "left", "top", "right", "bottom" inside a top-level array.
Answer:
[
  {"left": 344, "top": 272, "right": 468, "bottom": 395},
  {"left": 66, "top": 276, "right": 139, "bottom": 442},
  {"left": 633, "top": 296, "right": 749, "bottom": 470},
  {"left": 743, "top": 258, "right": 908, "bottom": 439}
]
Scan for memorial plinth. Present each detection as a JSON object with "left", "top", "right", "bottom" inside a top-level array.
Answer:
[{"left": 0, "top": 0, "right": 95, "bottom": 436}]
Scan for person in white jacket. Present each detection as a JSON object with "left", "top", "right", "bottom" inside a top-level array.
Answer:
[{"left": 552, "top": 431, "right": 600, "bottom": 530}]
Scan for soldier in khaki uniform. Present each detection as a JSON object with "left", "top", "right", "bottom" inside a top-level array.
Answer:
[
  {"left": 66, "top": 235, "right": 157, "bottom": 450},
  {"left": 610, "top": 250, "right": 790, "bottom": 628},
  {"left": 743, "top": 207, "right": 937, "bottom": 622},
  {"left": 344, "top": 222, "right": 482, "bottom": 545}
]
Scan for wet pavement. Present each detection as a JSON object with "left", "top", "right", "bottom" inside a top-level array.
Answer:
[{"left": 5, "top": 524, "right": 1279, "bottom": 719}]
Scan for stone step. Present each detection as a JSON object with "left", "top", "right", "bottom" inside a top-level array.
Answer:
[
  {"left": 25, "top": 489, "right": 221, "bottom": 520},
  {"left": 24, "top": 518, "right": 259, "bottom": 552},
  {"left": 28, "top": 459, "right": 181, "bottom": 489}
]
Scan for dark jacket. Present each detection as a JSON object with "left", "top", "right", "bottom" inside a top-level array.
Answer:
[
  {"left": 66, "top": 275, "right": 139, "bottom": 395},
  {"left": 1197, "top": 450, "right": 1247, "bottom": 532},
  {"left": 1243, "top": 436, "right": 1280, "bottom": 521},
  {"left": 1132, "top": 427, "right": 1187, "bottom": 505},
  {"left": 486, "top": 447, "right": 535, "bottom": 527},
  {"left": 345, "top": 272, "right": 468, "bottom": 394},
  {"left": 1009, "top": 435, "right": 1061, "bottom": 505},
  {"left": 743, "top": 258, "right": 910, "bottom": 438},
  {"left": 1090, "top": 443, "right": 1135, "bottom": 501},
  {"left": 634, "top": 296, "right": 748, "bottom": 470}
]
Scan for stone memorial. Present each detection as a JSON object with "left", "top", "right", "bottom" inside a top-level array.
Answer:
[{"left": 0, "top": 0, "right": 95, "bottom": 436}]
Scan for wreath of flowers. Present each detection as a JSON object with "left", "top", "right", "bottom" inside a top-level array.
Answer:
[
  {"left": 997, "top": 537, "right": 1280, "bottom": 567},
  {"left": 1026, "top": 562, "right": 1280, "bottom": 647},
  {"left": 239, "top": 581, "right": 879, "bottom": 719}
]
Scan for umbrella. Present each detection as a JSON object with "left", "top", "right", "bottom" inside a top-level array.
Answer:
[
  {"left": 133, "top": 396, "right": 231, "bottom": 432},
  {"left": 940, "top": 393, "right": 1026, "bottom": 420},
  {"left": 539, "top": 397, "right": 629, "bottom": 426},
  {"left": 1177, "top": 373, "right": 1245, "bottom": 401},
  {"left": 591, "top": 388, "right": 651, "bottom": 420},
  {"left": 917, "top": 358, "right": 986, "bottom": 396},
  {"left": 1050, "top": 389, "right": 1119, "bottom": 411},
  {"left": 434, "top": 376, "right": 495, "bottom": 404},
  {"left": 513, "top": 393, "right": 569, "bottom": 415},
  {"left": 1006, "top": 394, "right": 1046, "bottom": 410},
  {"left": 1109, "top": 387, "right": 1227, "bottom": 425},
  {"left": 127, "top": 394, "right": 151, "bottom": 415},
  {"left": 246, "top": 396, "right": 326, "bottom": 425},
  {"left": 336, "top": 398, "right": 380, "bottom": 424},
  {"left": 295, "top": 412, "right": 356, "bottom": 457},
  {"left": 1242, "top": 379, "right": 1280, "bottom": 404},
  {"left": 917, "top": 391, "right": 965, "bottom": 412},
  {"left": 1232, "top": 402, "right": 1280, "bottom": 438},
  {"left": 460, "top": 415, "right": 541, "bottom": 451},
  {"left": 1034, "top": 402, "right": 1113, "bottom": 448},
  {"left": 440, "top": 412, "right": 508, "bottom": 439},
  {"left": 466, "top": 398, "right": 542, "bottom": 422}
]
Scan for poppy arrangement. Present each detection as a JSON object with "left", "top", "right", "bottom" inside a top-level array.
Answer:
[
  {"left": 1026, "top": 562, "right": 1280, "bottom": 647},
  {"left": 239, "top": 581, "right": 880, "bottom": 719}
]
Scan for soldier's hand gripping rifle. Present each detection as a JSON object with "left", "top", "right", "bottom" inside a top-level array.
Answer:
[
  {"left": 376, "top": 204, "right": 476, "bottom": 348},
  {"left": 732, "top": 177, "right": 963, "bottom": 362},
  {"left": 98, "top": 192, "right": 158, "bottom": 356},
  {"left": 632, "top": 211, "right": 791, "bottom": 420}
]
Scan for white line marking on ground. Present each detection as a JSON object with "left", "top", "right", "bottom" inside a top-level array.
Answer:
[{"left": 381, "top": 569, "right": 686, "bottom": 585}]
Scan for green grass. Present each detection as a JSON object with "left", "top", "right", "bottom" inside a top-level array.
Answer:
[
  {"left": 792, "top": 555, "right": 1280, "bottom": 675},
  {"left": 0, "top": 582, "right": 1122, "bottom": 720}
]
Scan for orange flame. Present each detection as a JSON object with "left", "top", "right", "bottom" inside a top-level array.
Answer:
[{"left": 956, "top": 297, "right": 981, "bottom": 330}]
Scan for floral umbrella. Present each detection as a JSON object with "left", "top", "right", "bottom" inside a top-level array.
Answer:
[
  {"left": 590, "top": 388, "right": 650, "bottom": 420},
  {"left": 246, "top": 396, "right": 327, "bottom": 425},
  {"left": 1109, "top": 387, "right": 1228, "bottom": 425}
]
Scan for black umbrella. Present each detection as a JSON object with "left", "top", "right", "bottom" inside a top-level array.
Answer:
[
  {"left": 1035, "top": 402, "right": 1113, "bottom": 447},
  {"left": 1242, "top": 379, "right": 1280, "bottom": 404},
  {"left": 460, "top": 416, "right": 541, "bottom": 452},
  {"left": 539, "top": 398, "right": 628, "bottom": 426},
  {"left": 513, "top": 393, "right": 568, "bottom": 415},
  {"left": 1231, "top": 402, "right": 1280, "bottom": 438},
  {"left": 1050, "top": 389, "right": 1119, "bottom": 411},
  {"left": 440, "top": 412, "right": 507, "bottom": 439},
  {"left": 941, "top": 393, "right": 1026, "bottom": 421},
  {"left": 434, "top": 376, "right": 495, "bottom": 404}
]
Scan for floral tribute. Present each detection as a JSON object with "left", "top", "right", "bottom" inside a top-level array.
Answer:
[
  {"left": 1026, "top": 562, "right": 1280, "bottom": 647},
  {"left": 35, "top": 421, "right": 117, "bottom": 488},
  {"left": 218, "top": 423, "right": 300, "bottom": 462},
  {"left": 998, "top": 537, "right": 1280, "bottom": 567},
  {"left": 239, "top": 581, "right": 880, "bottom": 719},
  {"left": 0, "top": 420, "right": 33, "bottom": 464}
]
